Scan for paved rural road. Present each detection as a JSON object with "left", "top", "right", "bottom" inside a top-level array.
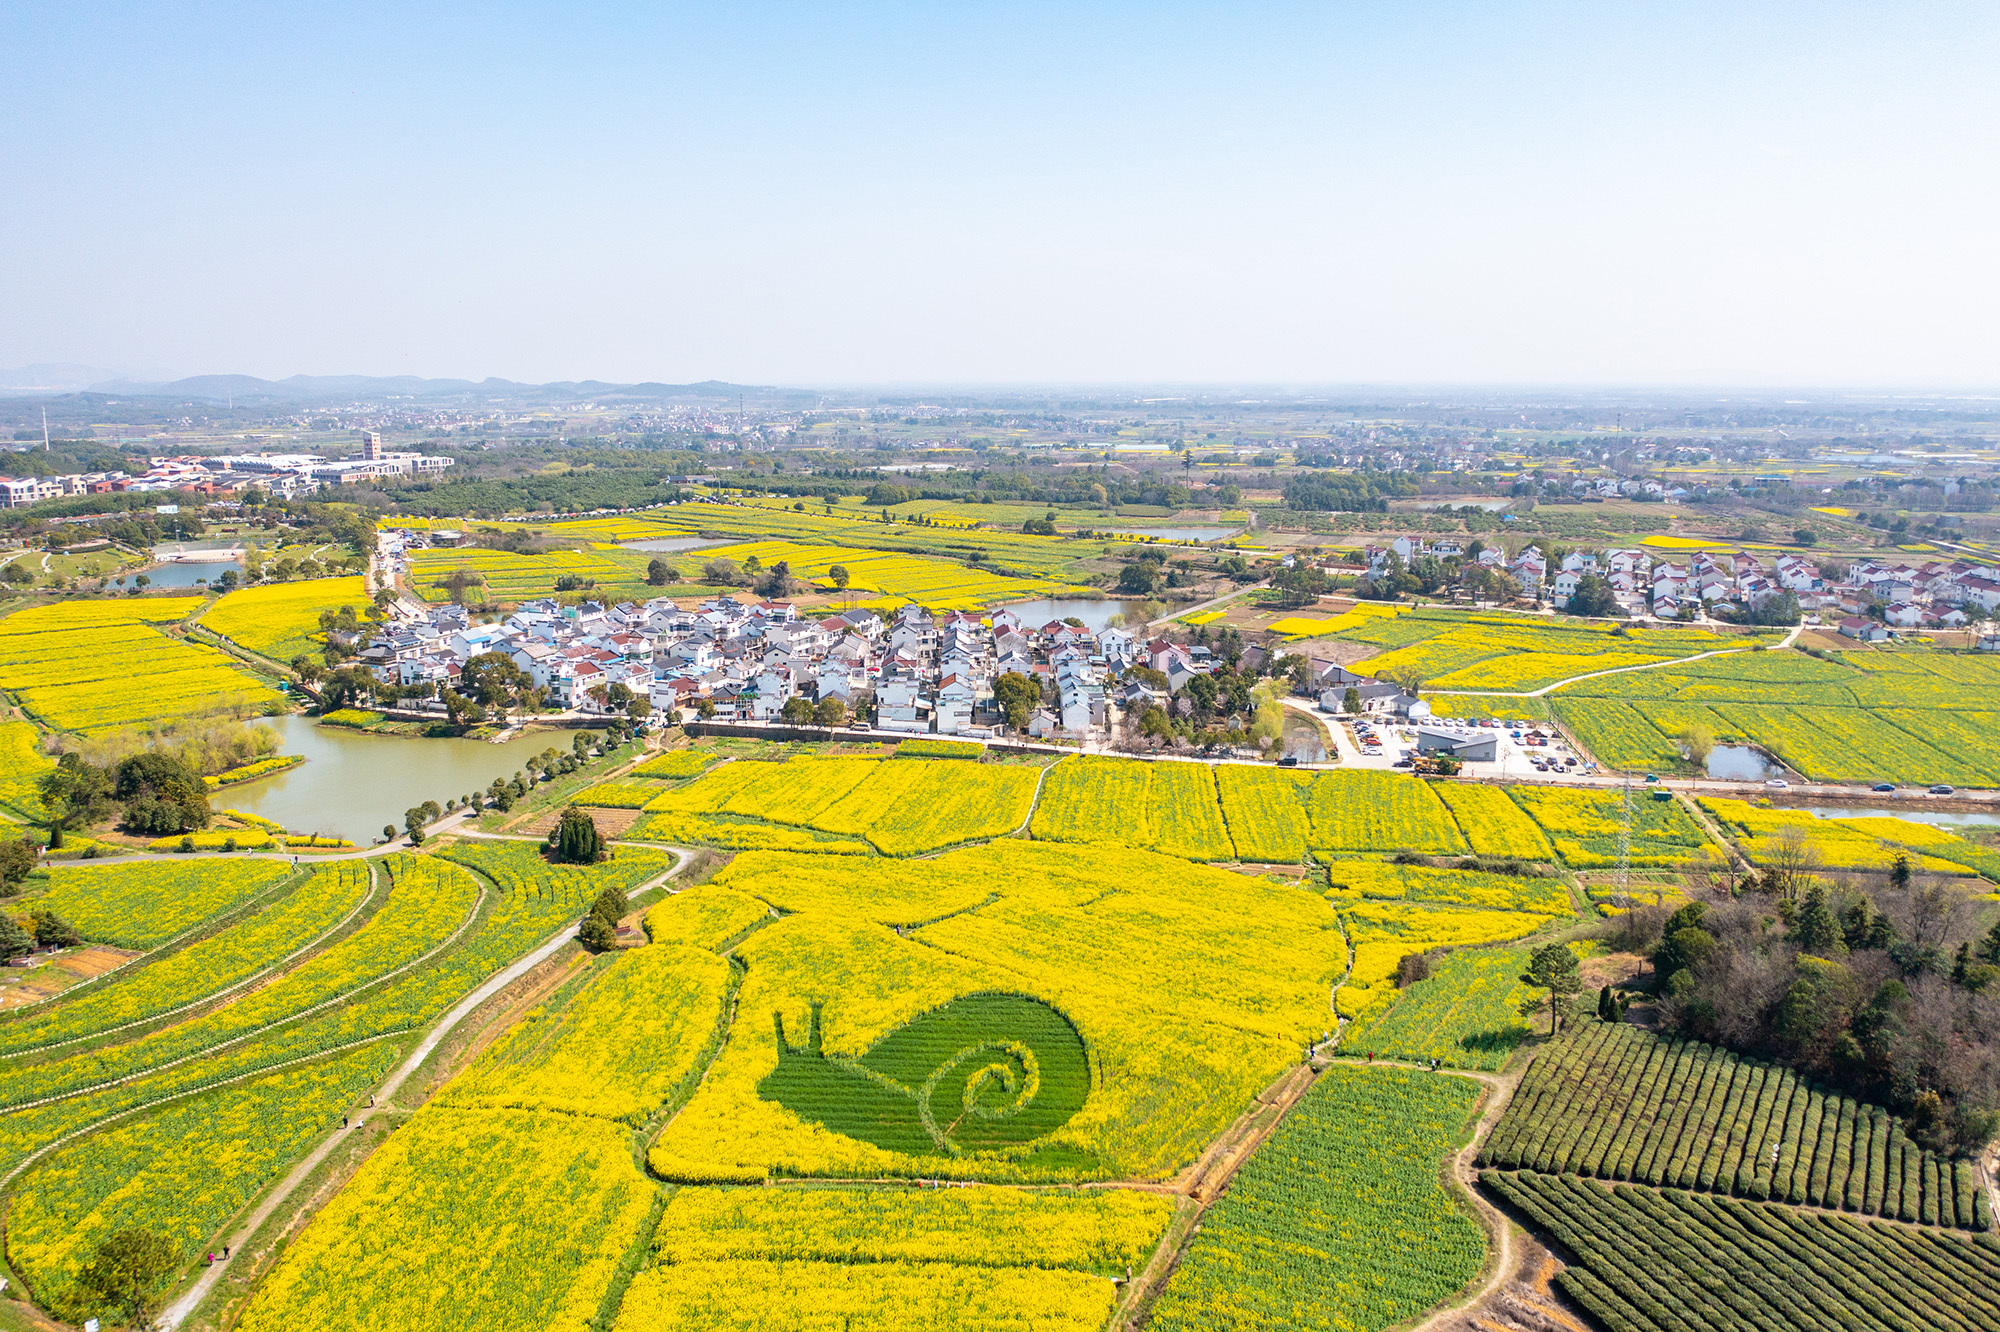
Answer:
[
  {"left": 1145, "top": 581, "right": 1267, "bottom": 629},
  {"left": 158, "top": 850, "right": 689, "bottom": 1328}
]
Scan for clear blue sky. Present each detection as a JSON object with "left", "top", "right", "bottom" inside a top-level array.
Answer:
[{"left": 3, "top": 2, "right": 1996, "bottom": 387}]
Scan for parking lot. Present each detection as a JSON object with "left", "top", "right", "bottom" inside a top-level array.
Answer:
[{"left": 1335, "top": 714, "right": 1600, "bottom": 780}]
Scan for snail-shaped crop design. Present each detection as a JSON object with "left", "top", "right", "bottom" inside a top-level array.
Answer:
[{"left": 757, "top": 993, "right": 1090, "bottom": 1157}]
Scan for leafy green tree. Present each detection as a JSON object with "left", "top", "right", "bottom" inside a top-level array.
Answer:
[
  {"left": 550, "top": 806, "right": 603, "bottom": 865},
  {"left": 1343, "top": 685, "right": 1362, "bottom": 714},
  {"left": 578, "top": 913, "right": 618, "bottom": 950},
  {"left": 589, "top": 884, "right": 628, "bottom": 925},
  {"left": 645, "top": 557, "right": 672, "bottom": 586},
  {"left": 573, "top": 731, "right": 592, "bottom": 760},
  {"left": 1116, "top": 561, "right": 1160, "bottom": 595},
  {"left": 829, "top": 565, "right": 850, "bottom": 593},
  {"left": 815, "top": 696, "right": 848, "bottom": 725},
  {"left": 39, "top": 753, "right": 114, "bottom": 846},
  {"left": 461, "top": 651, "right": 524, "bottom": 711},
  {"left": 31, "top": 910, "right": 82, "bottom": 947},
  {"left": 73, "top": 1228, "right": 179, "bottom": 1328},
  {"left": 1519, "top": 942, "right": 1584, "bottom": 1035},
  {"left": 0, "top": 835, "right": 38, "bottom": 892},
  {"left": 0, "top": 912, "right": 32, "bottom": 961},
  {"left": 780, "top": 695, "right": 815, "bottom": 724},
  {"left": 404, "top": 807, "right": 428, "bottom": 844},
  {"left": 993, "top": 671, "right": 1041, "bottom": 730},
  {"left": 1564, "top": 573, "right": 1620, "bottom": 617}
]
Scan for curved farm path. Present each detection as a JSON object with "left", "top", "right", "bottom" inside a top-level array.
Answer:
[
  {"left": 1144, "top": 582, "right": 1267, "bottom": 630},
  {"left": 157, "top": 846, "right": 692, "bottom": 1329},
  {"left": 1426, "top": 621, "right": 1802, "bottom": 703}
]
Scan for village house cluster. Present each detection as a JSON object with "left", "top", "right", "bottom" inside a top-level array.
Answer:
[
  {"left": 354, "top": 594, "right": 1190, "bottom": 740},
  {"left": 1366, "top": 537, "right": 2000, "bottom": 631}
]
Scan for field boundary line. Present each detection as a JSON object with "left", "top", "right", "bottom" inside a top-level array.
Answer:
[
  {"left": 0, "top": 863, "right": 486, "bottom": 1115},
  {"left": 2, "top": 864, "right": 379, "bottom": 1057},
  {"left": 0, "top": 865, "right": 307, "bottom": 1017}
]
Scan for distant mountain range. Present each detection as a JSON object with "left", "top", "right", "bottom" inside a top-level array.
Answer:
[{"left": 0, "top": 370, "right": 794, "bottom": 406}]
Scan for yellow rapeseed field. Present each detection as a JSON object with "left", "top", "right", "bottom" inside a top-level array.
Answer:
[
  {"left": 650, "top": 841, "right": 1348, "bottom": 1184},
  {"left": 0, "top": 598, "right": 283, "bottom": 733},
  {"left": 198, "top": 575, "right": 372, "bottom": 663}
]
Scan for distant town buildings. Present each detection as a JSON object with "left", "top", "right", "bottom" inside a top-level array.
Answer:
[{"left": 0, "top": 447, "right": 452, "bottom": 508}]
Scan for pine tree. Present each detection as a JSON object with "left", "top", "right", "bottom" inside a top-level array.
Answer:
[
  {"left": 1519, "top": 943, "right": 1584, "bottom": 1035},
  {"left": 1792, "top": 883, "right": 1844, "bottom": 956},
  {"left": 550, "top": 807, "right": 603, "bottom": 865}
]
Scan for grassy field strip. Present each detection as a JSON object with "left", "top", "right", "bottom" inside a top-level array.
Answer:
[
  {"left": 6, "top": 866, "right": 381, "bottom": 1058},
  {"left": 1, "top": 871, "right": 484, "bottom": 1114}
]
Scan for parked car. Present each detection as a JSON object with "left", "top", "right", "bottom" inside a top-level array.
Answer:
[
  {"left": 1930, "top": 784, "right": 1956, "bottom": 795},
  {"left": 1277, "top": 755, "right": 1299, "bottom": 768},
  {"left": 1872, "top": 782, "right": 1897, "bottom": 792},
  {"left": 1765, "top": 779, "right": 1789, "bottom": 789}
]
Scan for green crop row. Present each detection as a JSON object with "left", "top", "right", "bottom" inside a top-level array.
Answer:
[
  {"left": 1479, "top": 1024, "right": 1980, "bottom": 1226},
  {"left": 1482, "top": 1169, "right": 2000, "bottom": 1332},
  {"left": 1148, "top": 1065, "right": 1486, "bottom": 1332}
]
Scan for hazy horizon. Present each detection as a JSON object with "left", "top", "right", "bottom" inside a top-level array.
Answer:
[{"left": 5, "top": 2, "right": 1996, "bottom": 388}]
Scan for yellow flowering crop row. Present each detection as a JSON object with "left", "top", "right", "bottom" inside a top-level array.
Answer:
[
  {"left": 1337, "top": 901, "right": 1556, "bottom": 1021},
  {"left": 1031, "top": 757, "right": 1235, "bottom": 861},
  {"left": 607, "top": 1184, "right": 1168, "bottom": 1331},
  {"left": 614, "top": 1258, "right": 1118, "bottom": 1332},
  {"left": 641, "top": 755, "right": 1038, "bottom": 855},
  {"left": 630, "top": 811, "right": 874, "bottom": 854},
  {"left": 645, "top": 885, "right": 774, "bottom": 950},
  {"left": 0, "top": 864, "right": 370, "bottom": 1057},
  {"left": 238, "top": 1107, "right": 654, "bottom": 1332},
  {"left": 0, "top": 596, "right": 206, "bottom": 631},
  {"left": 698, "top": 539, "right": 1071, "bottom": 608},
  {"left": 627, "top": 748, "right": 717, "bottom": 779},
  {"left": 1432, "top": 781, "right": 1555, "bottom": 858},
  {"left": 442, "top": 943, "right": 730, "bottom": 1123},
  {"left": 1304, "top": 771, "right": 1469, "bottom": 856},
  {"left": 0, "top": 599, "right": 284, "bottom": 734},
  {"left": 651, "top": 1183, "right": 1171, "bottom": 1270},
  {"left": 10, "top": 1042, "right": 400, "bottom": 1327},
  {"left": 1215, "top": 765, "right": 1313, "bottom": 862},
  {"left": 2, "top": 857, "right": 477, "bottom": 1109},
  {"left": 203, "top": 754, "right": 303, "bottom": 788},
  {"left": 30, "top": 858, "right": 293, "bottom": 949},
  {"left": 145, "top": 830, "right": 274, "bottom": 850},
  {"left": 198, "top": 575, "right": 372, "bottom": 663},
  {"left": 1505, "top": 785, "right": 1712, "bottom": 869},
  {"left": 1698, "top": 798, "right": 1991, "bottom": 877},
  {"left": 571, "top": 779, "right": 669, "bottom": 808},
  {"left": 1324, "top": 860, "right": 1571, "bottom": 915},
  {"left": 0, "top": 718, "right": 51, "bottom": 818}
]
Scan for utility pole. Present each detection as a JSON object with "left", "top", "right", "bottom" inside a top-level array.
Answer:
[{"left": 1616, "top": 776, "right": 1634, "bottom": 908}]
